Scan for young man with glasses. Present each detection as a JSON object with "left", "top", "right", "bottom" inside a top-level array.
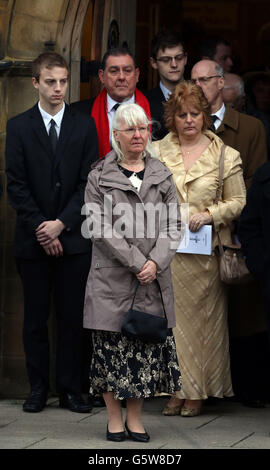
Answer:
[{"left": 145, "top": 30, "right": 187, "bottom": 140}]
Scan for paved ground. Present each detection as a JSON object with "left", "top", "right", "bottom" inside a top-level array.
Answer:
[{"left": 0, "top": 395, "right": 270, "bottom": 453}]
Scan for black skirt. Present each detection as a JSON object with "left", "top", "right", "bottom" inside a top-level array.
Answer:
[{"left": 89, "top": 329, "right": 181, "bottom": 400}]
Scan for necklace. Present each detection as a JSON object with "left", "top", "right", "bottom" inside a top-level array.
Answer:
[
  {"left": 180, "top": 137, "right": 206, "bottom": 158},
  {"left": 181, "top": 145, "right": 199, "bottom": 158}
]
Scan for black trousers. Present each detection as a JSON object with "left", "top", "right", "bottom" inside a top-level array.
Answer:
[{"left": 16, "top": 252, "right": 91, "bottom": 395}]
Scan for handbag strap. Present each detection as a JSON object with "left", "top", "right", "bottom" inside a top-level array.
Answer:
[
  {"left": 214, "top": 144, "right": 226, "bottom": 204},
  {"left": 215, "top": 144, "right": 226, "bottom": 255},
  {"left": 131, "top": 280, "right": 168, "bottom": 320}
]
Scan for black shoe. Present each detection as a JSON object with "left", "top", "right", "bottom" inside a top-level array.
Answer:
[
  {"left": 89, "top": 395, "right": 106, "bottom": 407},
  {"left": 59, "top": 393, "right": 92, "bottom": 413},
  {"left": 242, "top": 398, "right": 265, "bottom": 408},
  {"left": 23, "top": 389, "right": 47, "bottom": 413},
  {"left": 106, "top": 425, "right": 126, "bottom": 442},
  {"left": 125, "top": 422, "right": 150, "bottom": 443}
]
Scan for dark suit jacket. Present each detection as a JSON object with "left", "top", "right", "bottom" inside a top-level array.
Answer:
[
  {"left": 239, "top": 161, "right": 270, "bottom": 280},
  {"left": 70, "top": 98, "right": 95, "bottom": 116},
  {"left": 216, "top": 105, "right": 267, "bottom": 189},
  {"left": 6, "top": 103, "right": 98, "bottom": 258},
  {"left": 145, "top": 86, "right": 168, "bottom": 140}
]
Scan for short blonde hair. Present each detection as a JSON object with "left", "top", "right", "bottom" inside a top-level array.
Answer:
[
  {"left": 112, "top": 103, "right": 156, "bottom": 161},
  {"left": 164, "top": 80, "right": 211, "bottom": 134}
]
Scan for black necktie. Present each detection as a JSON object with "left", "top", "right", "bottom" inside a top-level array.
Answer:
[
  {"left": 112, "top": 103, "right": 120, "bottom": 112},
  {"left": 210, "top": 115, "right": 218, "bottom": 132},
  {"left": 49, "top": 119, "right": 58, "bottom": 154}
]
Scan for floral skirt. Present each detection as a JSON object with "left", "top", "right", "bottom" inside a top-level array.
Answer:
[{"left": 89, "top": 329, "right": 181, "bottom": 400}]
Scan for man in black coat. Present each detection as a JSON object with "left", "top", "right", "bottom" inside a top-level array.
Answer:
[
  {"left": 145, "top": 30, "right": 187, "bottom": 140},
  {"left": 5, "top": 52, "right": 98, "bottom": 413},
  {"left": 239, "top": 162, "right": 270, "bottom": 333},
  {"left": 238, "top": 163, "right": 270, "bottom": 403}
]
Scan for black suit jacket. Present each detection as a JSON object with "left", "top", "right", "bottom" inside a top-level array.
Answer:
[
  {"left": 70, "top": 98, "right": 95, "bottom": 116},
  {"left": 238, "top": 161, "right": 270, "bottom": 279},
  {"left": 6, "top": 103, "right": 98, "bottom": 258},
  {"left": 145, "top": 86, "right": 168, "bottom": 140}
]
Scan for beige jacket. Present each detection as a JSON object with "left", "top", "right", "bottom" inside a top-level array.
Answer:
[
  {"left": 153, "top": 130, "right": 246, "bottom": 248},
  {"left": 83, "top": 151, "right": 182, "bottom": 332}
]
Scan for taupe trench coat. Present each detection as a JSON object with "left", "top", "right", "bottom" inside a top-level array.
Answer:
[{"left": 83, "top": 151, "right": 182, "bottom": 332}]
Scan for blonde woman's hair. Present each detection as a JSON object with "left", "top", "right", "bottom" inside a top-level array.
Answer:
[{"left": 164, "top": 80, "right": 211, "bottom": 134}]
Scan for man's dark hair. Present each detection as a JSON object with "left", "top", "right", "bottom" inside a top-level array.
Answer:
[
  {"left": 198, "top": 36, "right": 231, "bottom": 60},
  {"left": 150, "top": 30, "right": 185, "bottom": 60},
  {"left": 100, "top": 47, "right": 136, "bottom": 70},
  {"left": 32, "top": 52, "right": 69, "bottom": 80}
]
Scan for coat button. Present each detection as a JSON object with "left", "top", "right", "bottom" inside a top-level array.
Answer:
[
  {"left": 95, "top": 262, "right": 100, "bottom": 268},
  {"left": 56, "top": 182, "right": 61, "bottom": 188}
]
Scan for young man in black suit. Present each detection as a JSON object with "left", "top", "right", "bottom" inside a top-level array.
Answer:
[
  {"left": 145, "top": 31, "right": 187, "bottom": 140},
  {"left": 5, "top": 52, "right": 98, "bottom": 413}
]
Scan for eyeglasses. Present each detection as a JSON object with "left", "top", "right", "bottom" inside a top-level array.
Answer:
[
  {"left": 192, "top": 75, "right": 223, "bottom": 84},
  {"left": 156, "top": 53, "right": 186, "bottom": 64},
  {"left": 115, "top": 126, "right": 149, "bottom": 136}
]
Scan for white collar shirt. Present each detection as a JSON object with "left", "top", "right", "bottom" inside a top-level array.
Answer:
[
  {"left": 211, "top": 103, "right": 226, "bottom": 130},
  {"left": 159, "top": 81, "right": 172, "bottom": 101},
  {"left": 107, "top": 93, "right": 135, "bottom": 143},
  {"left": 38, "top": 101, "right": 65, "bottom": 137}
]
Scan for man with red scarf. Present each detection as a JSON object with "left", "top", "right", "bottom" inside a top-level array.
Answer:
[{"left": 71, "top": 47, "right": 151, "bottom": 158}]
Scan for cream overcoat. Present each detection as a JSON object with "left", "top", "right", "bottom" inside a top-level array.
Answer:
[
  {"left": 153, "top": 130, "right": 246, "bottom": 248},
  {"left": 153, "top": 130, "right": 246, "bottom": 399}
]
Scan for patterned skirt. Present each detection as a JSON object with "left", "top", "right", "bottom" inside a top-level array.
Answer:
[{"left": 89, "top": 329, "right": 181, "bottom": 400}]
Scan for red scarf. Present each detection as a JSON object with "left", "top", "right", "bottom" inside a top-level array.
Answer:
[{"left": 91, "top": 88, "right": 151, "bottom": 158}]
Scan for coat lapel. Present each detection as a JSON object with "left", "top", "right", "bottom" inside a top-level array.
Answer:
[
  {"left": 216, "top": 105, "right": 239, "bottom": 135},
  {"left": 156, "top": 131, "right": 222, "bottom": 202}
]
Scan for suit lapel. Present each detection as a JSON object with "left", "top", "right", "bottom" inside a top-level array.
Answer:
[
  {"left": 29, "top": 104, "right": 54, "bottom": 161},
  {"left": 54, "top": 105, "right": 74, "bottom": 169},
  {"left": 156, "top": 85, "right": 166, "bottom": 102}
]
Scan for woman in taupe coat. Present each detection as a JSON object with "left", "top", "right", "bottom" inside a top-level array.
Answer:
[{"left": 83, "top": 103, "right": 182, "bottom": 443}]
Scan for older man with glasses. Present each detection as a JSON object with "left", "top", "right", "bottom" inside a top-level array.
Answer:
[
  {"left": 145, "top": 30, "right": 187, "bottom": 140},
  {"left": 191, "top": 59, "right": 266, "bottom": 187},
  {"left": 192, "top": 59, "right": 269, "bottom": 410}
]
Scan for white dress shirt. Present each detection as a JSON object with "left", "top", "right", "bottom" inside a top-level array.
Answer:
[
  {"left": 107, "top": 94, "right": 135, "bottom": 143},
  {"left": 211, "top": 103, "right": 226, "bottom": 130},
  {"left": 38, "top": 102, "right": 65, "bottom": 137},
  {"left": 159, "top": 81, "right": 172, "bottom": 101}
]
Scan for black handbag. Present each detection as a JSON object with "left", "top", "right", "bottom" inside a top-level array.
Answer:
[{"left": 121, "top": 280, "right": 168, "bottom": 344}]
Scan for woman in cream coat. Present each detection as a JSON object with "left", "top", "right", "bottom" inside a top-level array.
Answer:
[{"left": 153, "top": 81, "right": 246, "bottom": 417}]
